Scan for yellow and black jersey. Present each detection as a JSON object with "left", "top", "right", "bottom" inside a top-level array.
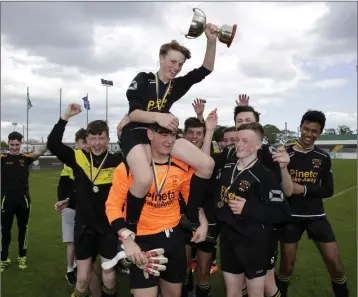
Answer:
[
  {"left": 284, "top": 140, "right": 334, "bottom": 217},
  {"left": 57, "top": 165, "right": 76, "bottom": 210},
  {"left": 127, "top": 66, "right": 211, "bottom": 115},
  {"left": 1, "top": 152, "right": 34, "bottom": 196},
  {"left": 48, "top": 118, "right": 123, "bottom": 230}
]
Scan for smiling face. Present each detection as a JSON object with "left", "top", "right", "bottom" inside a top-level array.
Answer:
[
  {"left": 184, "top": 127, "right": 205, "bottom": 148},
  {"left": 221, "top": 130, "right": 238, "bottom": 149},
  {"left": 300, "top": 121, "right": 322, "bottom": 147},
  {"left": 8, "top": 139, "right": 22, "bottom": 155},
  {"left": 235, "top": 129, "right": 262, "bottom": 159},
  {"left": 235, "top": 111, "right": 257, "bottom": 129},
  {"left": 159, "top": 50, "right": 186, "bottom": 81},
  {"left": 86, "top": 131, "right": 109, "bottom": 156}
]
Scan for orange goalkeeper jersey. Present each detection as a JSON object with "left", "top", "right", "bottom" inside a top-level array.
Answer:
[{"left": 106, "top": 157, "right": 192, "bottom": 236}]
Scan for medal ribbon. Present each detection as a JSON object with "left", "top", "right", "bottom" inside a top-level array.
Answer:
[
  {"left": 154, "top": 72, "right": 172, "bottom": 111},
  {"left": 294, "top": 138, "right": 314, "bottom": 152},
  {"left": 222, "top": 158, "right": 258, "bottom": 200},
  {"left": 152, "top": 156, "right": 171, "bottom": 195},
  {"left": 90, "top": 151, "right": 109, "bottom": 185}
]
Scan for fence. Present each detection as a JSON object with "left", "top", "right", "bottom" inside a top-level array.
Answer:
[
  {"left": 329, "top": 152, "right": 357, "bottom": 160},
  {"left": 30, "top": 156, "right": 64, "bottom": 171}
]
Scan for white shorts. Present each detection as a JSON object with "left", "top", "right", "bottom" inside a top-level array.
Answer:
[{"left": 61, "top": 208, "right": 75, "bottom": 243}]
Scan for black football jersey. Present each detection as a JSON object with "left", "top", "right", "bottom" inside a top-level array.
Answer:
[
  {"left": 285, "top": 141, "right": 334, "bottom": 216},
  {"left": 215, "top": 160, "right": 290, "bottom": 239}
]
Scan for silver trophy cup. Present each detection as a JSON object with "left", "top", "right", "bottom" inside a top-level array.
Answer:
[{"left": 185, "top": 8, "right": 237, "bottom": 48}]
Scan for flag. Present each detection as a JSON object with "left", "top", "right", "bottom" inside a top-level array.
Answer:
[
  {"left": 82, "top": 94, "right": 90, "bottom": 110},
  {"left": 27, "top": 89, "right": 33, "bottom": 110}
]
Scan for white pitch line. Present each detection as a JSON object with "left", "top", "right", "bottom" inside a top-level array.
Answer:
[{"left": 325, "top": 185, "right": 357, "bottom": 201}]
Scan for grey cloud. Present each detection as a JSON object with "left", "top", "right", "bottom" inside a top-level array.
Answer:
[
  {"left": 309, "top": 3, "right": 357, "bottom": 55},
  {"left": 1, "top": 2, "right": 165, "bottom": 73},
  {"left": 238, "top": 60, "right": 297, "bottom": 82},
  {"left": 32, "top": 65, "right": 79, "bottom": 80}
]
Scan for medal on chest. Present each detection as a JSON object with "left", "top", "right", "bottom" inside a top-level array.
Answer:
[{"left": 89, "top": 152, "right": 109, "bottom": 194}]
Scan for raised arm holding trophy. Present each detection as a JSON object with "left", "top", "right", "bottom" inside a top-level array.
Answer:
[{"left": 186, "top": 8, "right": 237, "bottom": 48}]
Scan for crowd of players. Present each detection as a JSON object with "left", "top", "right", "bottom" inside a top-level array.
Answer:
[{"left": 1, "top": 24, "right": 350, "bottom": 297}]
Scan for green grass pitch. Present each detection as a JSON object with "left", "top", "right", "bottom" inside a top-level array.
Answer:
[{"left": 1, "top": 159, "right": 356, "bottom": 297}]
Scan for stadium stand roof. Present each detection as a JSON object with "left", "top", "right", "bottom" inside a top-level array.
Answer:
[{"left": 315, "top": 134, "right": 357, "bottom": 145}]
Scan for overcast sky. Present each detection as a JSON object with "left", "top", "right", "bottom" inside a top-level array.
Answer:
[{"left": 1, "top": 2, "right": 357, "bottom": 142}]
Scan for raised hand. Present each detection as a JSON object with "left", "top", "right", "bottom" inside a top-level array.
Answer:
[
  {"left": 63, "top": 103, "right": 82, "bottom": 120},
  {"left": 235, "top": 94, "right": 250, "bottom": 106},
  {"left": 272, "top": 146, "right": 290, "bottom": 169},
  {"left": 192, "top": 98, "right": 206, "bottom": 118},
  {"left": 205, "top": 23, "right": 219, "bottom": 41},
  {"left": 205, "top": 109, "right": 218, "bottom": 131}
]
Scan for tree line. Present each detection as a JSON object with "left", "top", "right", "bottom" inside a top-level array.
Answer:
[
  {"left": 214, "top": 124, "right": 356, "bottom": 145},
  {"left": 1, "top": 125, "right": 355, "bottom": 149}
]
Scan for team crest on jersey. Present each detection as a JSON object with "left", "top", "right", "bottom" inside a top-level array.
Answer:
[
  {"left": 312, "top": 159, "right": 322, "bottom": 168},
  {"left": 169, "top": 175, "right": 178, "bottom": 187},
  {"left": 238, "top": 180, "right": 250, "bottom": 192}
]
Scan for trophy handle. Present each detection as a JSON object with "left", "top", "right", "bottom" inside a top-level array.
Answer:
[
  {"left": 226, "top": 24, "right": 237, "bottom": 48},
  {"left": 193, "top": 7, "right": 206, "bottom": 18}
]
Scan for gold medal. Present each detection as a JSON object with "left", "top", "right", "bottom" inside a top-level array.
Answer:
[
  {"left": 152, "top": 157, "right": 171, "bottom": 195},
  {"left": 217, "top": 201, "right": 224, "bottom": 208},
  {"left": 89, "top": 152, "right": 108, "bottom": 194}
]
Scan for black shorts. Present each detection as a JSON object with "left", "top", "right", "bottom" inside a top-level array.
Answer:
[
  {"left": 121, "top": 122, "right": 150, "bottom": 158},
  {"left": 183, "top": 231, "right": 217, "bottom": 254},
  {"left": 183, "top": 222, "right": 218, "bottom": 254},
  {"left": 267, "top": 229, "right": 279, "bottom": 270},
  {"left": 220, "top": 226, "right": 268, "bottom": 280},
  {"left": 74, "top": 225, "right": 118, "bottom": 261},
  {"left": 2, "top": 192, "right": 31, "bottom": 211},
  {"left": 280, "top": 216, "right": 336, "bottom": 244},
  {"left": 130, "top": 226, "right": 186, "bottom": 289}
]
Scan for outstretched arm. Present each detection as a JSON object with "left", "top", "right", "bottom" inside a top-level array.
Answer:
[
  {"left": 47, "top": 104, "right": 82, "bottom": 168},
  {"left": 202, "top": 23, "right": 218, "bottom": 71}
]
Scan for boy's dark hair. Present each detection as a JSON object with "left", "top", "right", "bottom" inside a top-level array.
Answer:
[
  {"left": 233, "top": 106, "right": 260, "bottom": 122},
  {"left": 223, "top": 126, "right": 237, "bottom": 134},
  {"left": 184, "top": 117, "right": 205, "bottom": 135},
  {"left": 237, "top": 122, "right": 264, "bottom": 139},
  {"left": 75, "top": 128, "right": 88, "bottom": 142},
  {"left": 160, "top": 40, "right": 191, "bottom": 60},
  {"left": 300, "top": 110, "right": 326, "bottom": 132},
  {"left": 148, "top": 123, "right": 173, "bottom": 135},
  {"left": 219, "top": 126, "right": 237, "bottom": 141},
  {"left": 87, "top": 120, "right": 109, "bottom": 137},
  {"left": 8, "top": 131, "right": 23, "bottom": 142}
]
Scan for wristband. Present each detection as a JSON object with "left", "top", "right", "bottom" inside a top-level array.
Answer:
[{"left": 118, "top": 229, "right": 135, "bottom": 241}]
